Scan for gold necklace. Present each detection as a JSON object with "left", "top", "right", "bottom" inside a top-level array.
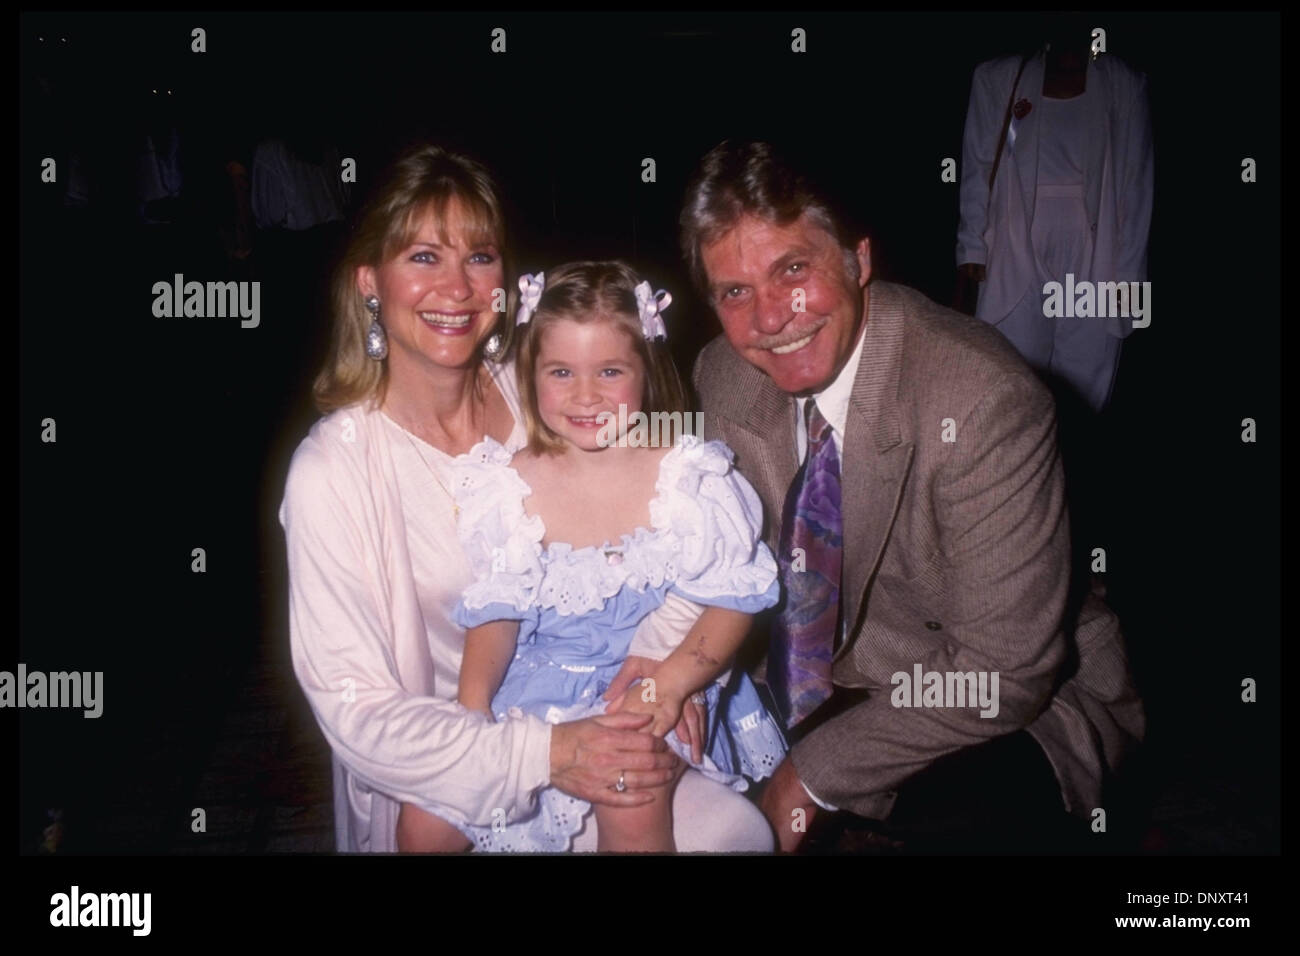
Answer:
[
  {"left": 388, "top": 369, "right": 502, "bottom": 519},
  {"left": 396, "top": 424, "right": 461, "bottom": 519}
]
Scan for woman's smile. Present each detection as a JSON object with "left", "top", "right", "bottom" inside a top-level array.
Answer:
[{"left": 418, "top": 310, "right": 478, "bottom": 333}]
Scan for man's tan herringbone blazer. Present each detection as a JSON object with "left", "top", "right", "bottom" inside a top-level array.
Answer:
[{"left": 693, "top": 280, "right": 1145, "bottom": 820}]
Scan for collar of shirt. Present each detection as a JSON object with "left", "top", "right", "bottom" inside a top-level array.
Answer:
[{"left": 794, "top": 320, "right": 869, "bottom": 466}]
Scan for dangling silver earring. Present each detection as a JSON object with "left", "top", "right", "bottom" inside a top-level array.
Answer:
[
  {"left": 364, "top": 294, "right": 387, "bottom": 360},
  {"left": 483, "top": 332, "right": 504, "bottom": 360}
]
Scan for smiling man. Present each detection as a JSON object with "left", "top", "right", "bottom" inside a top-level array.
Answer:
[{"left": 680, "top": 140, "right": 1145, "bottom": 852}]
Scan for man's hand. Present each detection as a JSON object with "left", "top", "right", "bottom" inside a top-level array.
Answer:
[
  {"left": 758, "top": 757, "right": 820, "bottom": 853},
  {"left": 549, "top": 711, "right": 681, "bottom": 807}
]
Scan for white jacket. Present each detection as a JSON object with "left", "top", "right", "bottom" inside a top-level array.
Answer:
[
  {"left": 957, "top": 52, "right": 1154, "bottom": 338},
  {"left": 279, "top": 369, "right": 553, "bottom": 852}
]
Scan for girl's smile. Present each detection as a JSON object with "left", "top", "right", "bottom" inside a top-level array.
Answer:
[{"left": 534, "top": 319, "right": 647, "bottom": 451}]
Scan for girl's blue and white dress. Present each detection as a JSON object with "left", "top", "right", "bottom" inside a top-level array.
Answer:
[{"left": 450, "top": 433, "right": 787, "bottom": 852}]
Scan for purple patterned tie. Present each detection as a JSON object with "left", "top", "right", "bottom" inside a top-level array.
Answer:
[{"left": 768, "top": 399, "right": 841, "bottom": 729}]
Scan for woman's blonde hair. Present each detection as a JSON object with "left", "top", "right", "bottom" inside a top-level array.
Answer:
[
  {"left": 515, "top": 261, "right": 688, "bottom": 455},
  {"left": 313, "top": 144, "right": 513, "bottom": 414}
]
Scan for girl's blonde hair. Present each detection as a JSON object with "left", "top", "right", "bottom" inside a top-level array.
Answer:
[
  {"left": 313, "top": 144, "right": 513, "bottom": 414},
  {"left": 516, "top": 261, "right": 688, "bottom": 455}
]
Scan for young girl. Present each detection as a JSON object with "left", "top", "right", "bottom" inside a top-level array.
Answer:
[{"left": 405, "top": 261, "right": 786, "bottom": 852}]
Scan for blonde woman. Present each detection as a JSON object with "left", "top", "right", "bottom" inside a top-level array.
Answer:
[{"left": 280, "top": 145, "right": 773, "bottom": 852}]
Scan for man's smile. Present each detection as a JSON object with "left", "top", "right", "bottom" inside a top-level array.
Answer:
[{"left": 756, "top": 316, "right": 829, "bottom": 355}]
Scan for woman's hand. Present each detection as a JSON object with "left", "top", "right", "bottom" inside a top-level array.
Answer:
[
  {"left": 952, "top": 262, "right": 986, "bottom": 315},
  {"left": 604, "top": 655, "right": 706, "bottom": 763},
  {"left": 549, "top": 712, "right": 681, "bottom": 807}
]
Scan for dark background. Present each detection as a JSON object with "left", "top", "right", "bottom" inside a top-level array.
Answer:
[{"left": 17, "top": 10, "right": 1278, "bottom": 855}]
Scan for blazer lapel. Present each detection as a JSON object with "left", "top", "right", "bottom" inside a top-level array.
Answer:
[
  {"left": 1081, "top": 56, "right": 1111, "bottom": 237},
  {"left": 703, "top": 281, "right": 915, "bottom": 654},
  {"left": 837, "top": 282, "right": 915, "bottom": 658},
  {"left": 1014, "top": 52, "right": 1046, "bottom": 226},
  {"left": 712, "top": 351, "right": 799, "bottom": 551}
]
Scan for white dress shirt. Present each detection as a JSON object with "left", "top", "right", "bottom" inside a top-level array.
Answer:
[{"left": 794, "top": 320, "right": 869, "bottom": 466}]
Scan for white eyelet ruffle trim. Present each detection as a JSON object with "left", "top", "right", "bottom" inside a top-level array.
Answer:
[{"left": 453, "top": 434, "right": 777, "bottom": 616}]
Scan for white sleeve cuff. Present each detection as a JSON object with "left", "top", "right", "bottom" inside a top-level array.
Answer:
[{"left": 801, "top": 780, "right": 839, "bottom": 812}]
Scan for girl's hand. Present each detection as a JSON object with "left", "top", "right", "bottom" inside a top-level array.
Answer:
[
  {"left": 605, "top": 656, "right": 707, "bottom": 763},
  {"left": 676, "top": 693, "right": 706, "bottom": 766},
  {"left": 612, "top": 680, "right": 684, "bottom": 739},
  {"left": 603, "top": 655, "right": 660, "bottom": 704}
]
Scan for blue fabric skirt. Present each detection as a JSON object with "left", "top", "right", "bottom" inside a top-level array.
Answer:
[{"left": 455, "top": 585, "right": 787, "bottom": 853}]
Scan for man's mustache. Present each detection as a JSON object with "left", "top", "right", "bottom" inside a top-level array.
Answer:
[{"left": 752, "top": 316, "right": 829, "bottom": 350}]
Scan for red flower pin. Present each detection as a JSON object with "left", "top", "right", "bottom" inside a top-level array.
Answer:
[{"left": 1013, "top": 98, "right": 1032, "bottom": 120}]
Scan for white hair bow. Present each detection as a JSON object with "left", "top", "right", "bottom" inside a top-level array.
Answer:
[
  {"left": 516, "top": 272, "right": 545, "bottom": 326},
  {"left": 635, "top": 281, "right": 671, "bottom": 341}
]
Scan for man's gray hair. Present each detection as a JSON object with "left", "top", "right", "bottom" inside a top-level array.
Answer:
[{"left": 679, "top": 140, "right": 861, "bottom": 296}]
